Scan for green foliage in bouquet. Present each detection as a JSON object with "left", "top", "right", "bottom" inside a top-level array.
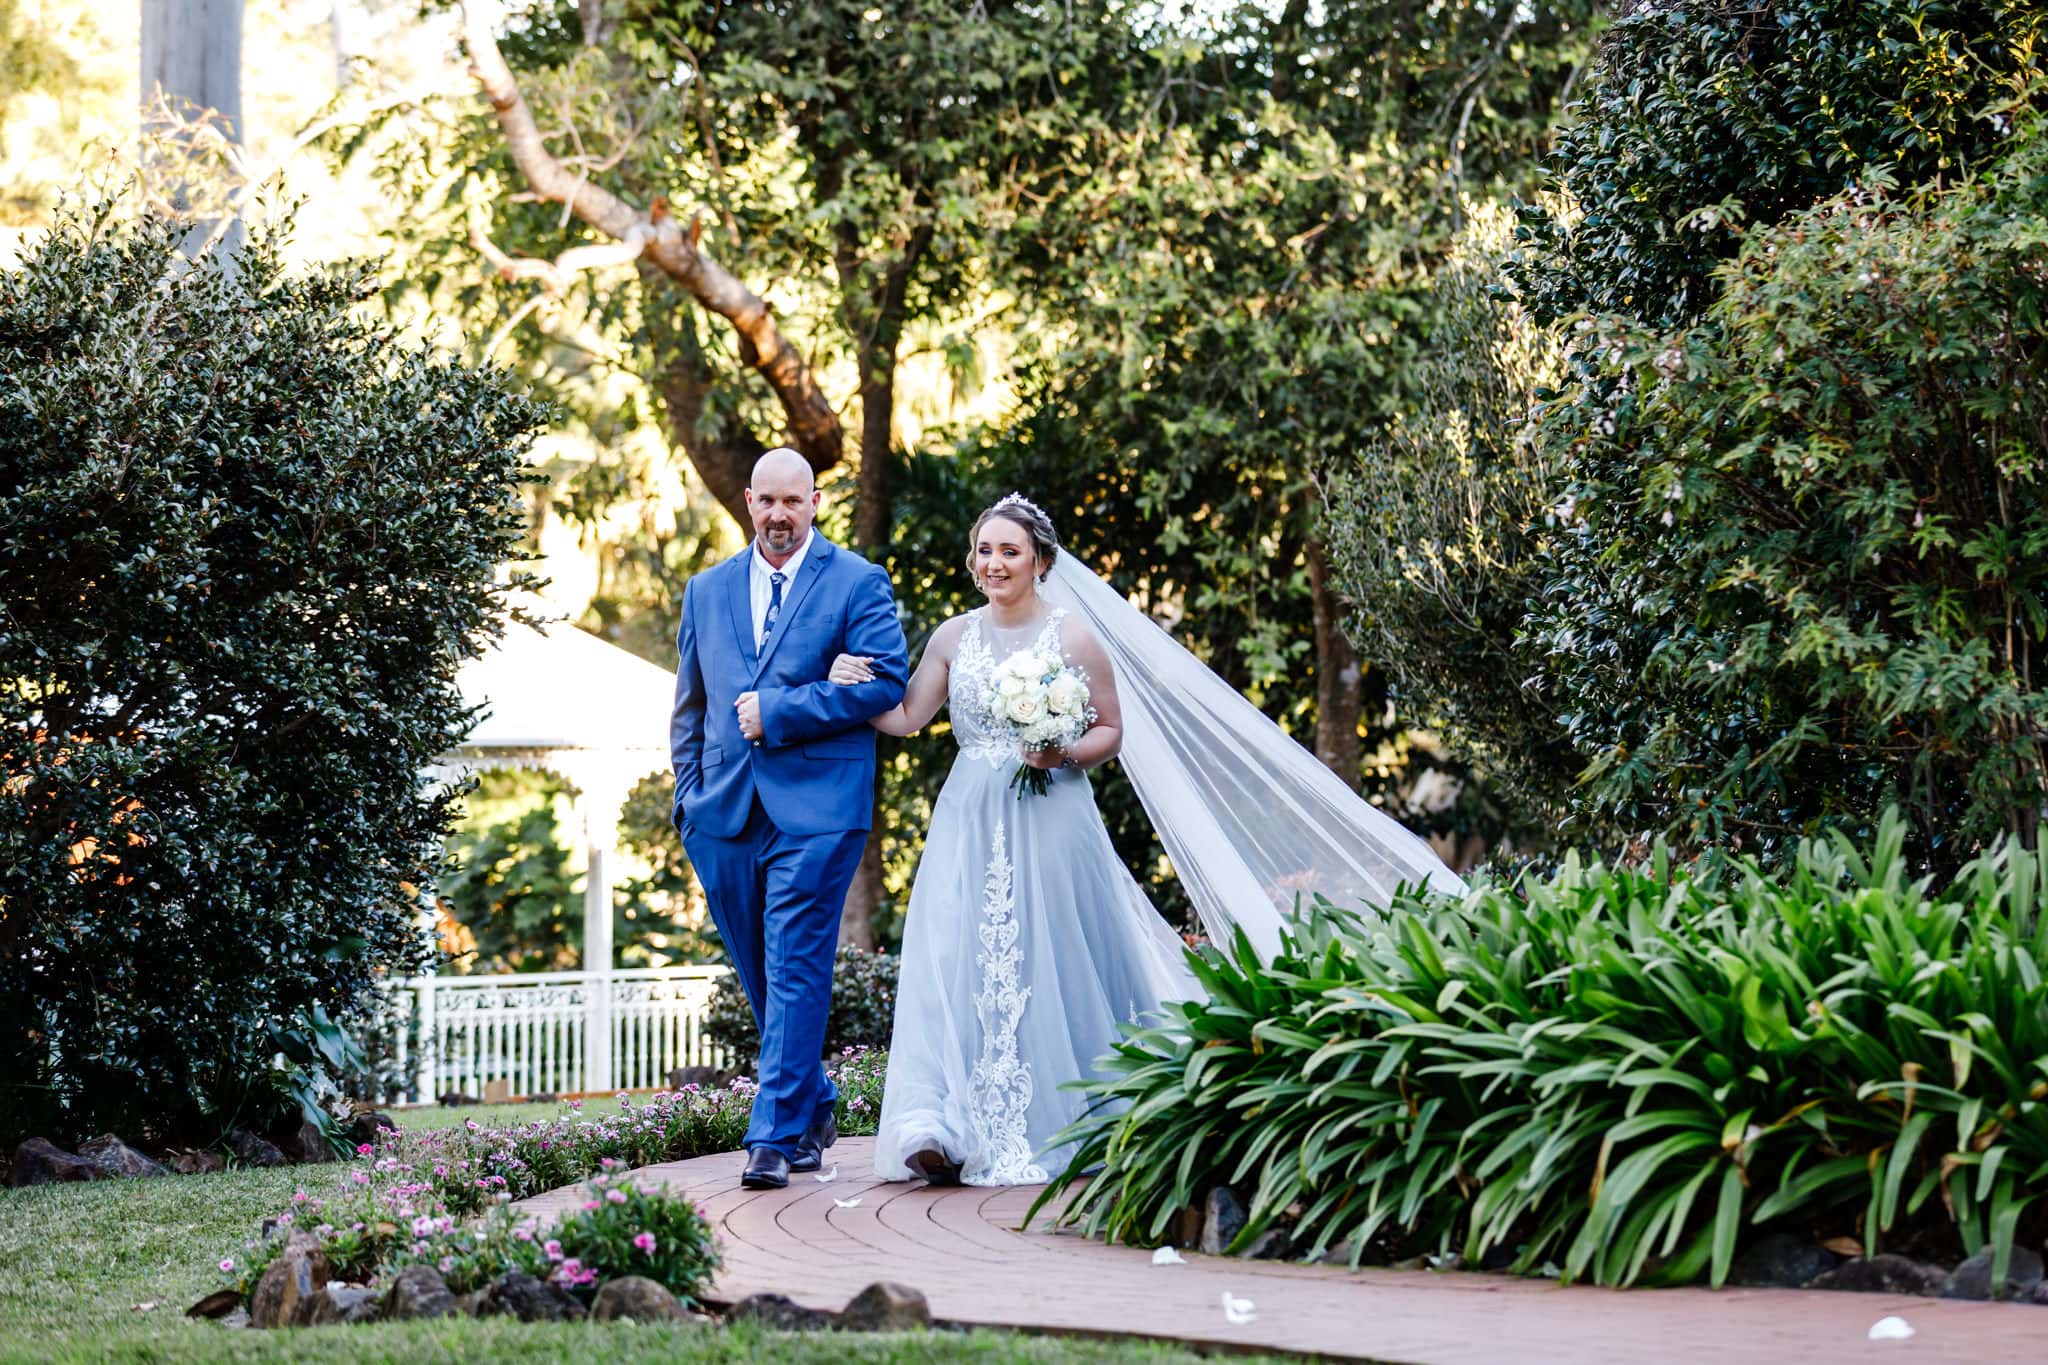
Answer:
[
  {"left": 0, "top": 202, "right": 544, "bottom": 1148},
  {"left": 1035, "top": 813, "right": 2048, "bottom": 1290}
]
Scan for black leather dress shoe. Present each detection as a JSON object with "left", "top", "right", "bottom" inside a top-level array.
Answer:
[
  {"left": 789, "top": 1112, "right": 838, "bottom": 1173},
  {"left": 741, "top": 1147, "right": 790, "bottom": 1190}
]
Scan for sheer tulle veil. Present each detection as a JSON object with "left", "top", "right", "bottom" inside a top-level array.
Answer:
[{"left": 1039, "top": 551, "right": 1466, "bottom": 960}]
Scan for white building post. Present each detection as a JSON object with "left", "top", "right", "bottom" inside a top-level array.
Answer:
[{"left": 572, "top": 762, "right": 630, "bottom": 1094}]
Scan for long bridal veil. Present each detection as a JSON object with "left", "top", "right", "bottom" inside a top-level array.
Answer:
[{"left": 1041, "top": 553, "right": 1465, "bottom": 960}]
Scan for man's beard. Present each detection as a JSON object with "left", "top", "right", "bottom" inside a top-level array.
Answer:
[{"left": 762, "top": 522, "right": 800, "bottom": 552}]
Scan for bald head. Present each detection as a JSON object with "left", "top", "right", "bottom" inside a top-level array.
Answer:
[
  {"left": 746, "top": 446, "right": 820, "bottom": 563},
  {"left": 750, "top": 446, "right": 815, "bottom": 492}
]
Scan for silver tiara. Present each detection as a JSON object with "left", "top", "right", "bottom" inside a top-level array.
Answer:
[{"left": 994, "top": 491, "right": 1048, "bottom": 521}]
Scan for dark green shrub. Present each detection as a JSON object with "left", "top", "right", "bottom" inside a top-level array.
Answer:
[
  {"left": 1526, "top": 119, "right": 2048, "bottom": 858},
  {"left": 1515, "top": 0, "right": 2045, "bottom": 328},
  {"left": 705, "top": 944, "right": 899, "bottom": 1067},
  {"left": 1037, "top": 814, "right": 2048, "bottom": 1288},
  {"left": 0, "top": 204, "right": 544, "bottom": 1147}
]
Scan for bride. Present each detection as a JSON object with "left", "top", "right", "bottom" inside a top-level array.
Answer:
[{"left": 830, "top": 494, "right": 1462, "bottom": 1187}]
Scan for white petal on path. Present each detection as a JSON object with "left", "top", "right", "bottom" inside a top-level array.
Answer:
[
  {"left": 812, "top": 1165, "right": 838, "bottom": 1183},
  {"left": 1220, "top": 1291, "right": 1257, "bottom": 1326},
  {"left": 833, "top": 1197, "right": 863, "bottom": 1209},
  {"left": 1868, "top": 1317, "right": 1915, "bottom": 1342},
  {"left": 1152, "top": 1247, "right": 1186, "bottom": 1266}
]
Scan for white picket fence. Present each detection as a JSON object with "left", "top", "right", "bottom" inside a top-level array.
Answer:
[{"left": 376, "top": 966, "right": 731, "bottom": 1103}]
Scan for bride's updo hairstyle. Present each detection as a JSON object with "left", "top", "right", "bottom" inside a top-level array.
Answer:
[{"left": 967, "top": 493, "right": 1061, "bottom": 585}]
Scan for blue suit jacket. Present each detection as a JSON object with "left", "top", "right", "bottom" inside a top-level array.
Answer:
[{"left": 670, "top": 535, "right": 908, "bottom": 839}]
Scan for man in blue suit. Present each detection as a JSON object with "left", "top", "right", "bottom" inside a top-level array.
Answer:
[{"left": 670, "top": 447, "right": 908, "bottom": 1189}]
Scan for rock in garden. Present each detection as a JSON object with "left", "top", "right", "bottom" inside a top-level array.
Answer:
[
  {"left": 478, "top": 1270, "right": 587, "bottom": 1323},
  {"left": 1805, "top": 1254, "right": 1947, "bottom": 1296},
  {"left": 168, "top": 1149, "right": 226, "bottom": 1175},
  {"left": 77, "top": 1134, "right": 169, "bottom": 1179},
  {"left": 837, "top": 1282, "right": 931, "bottom": 1332},
  {"left": 250, "top": 1231, "right": 330, "bottom": 1329},
  {"left": 667, "top": 1065, "right": 720, "bottom": 1090},
  {"left": 383, "top": 1265, "right": 459, "bottom": 1320},
  {"left": 275, "top": 1120, "right": 334, "bottom": 1165},
  {"left": 343, "top": 1111, "right": 398, "bottom": 1149},
  {"left": 9, "top": 1138, "right": 101, "bottom": 1186},
  {"left": 294, "top": 1282, "right": 380, "bottom": 1327},
  {"left": 1941, "top": 1246, "right": 2045, "bottom": 1301},
  {"left": 1242, "top": 1227, "right": 1293, "bottom": 1261},
  {"left": 1199, "top": 1186, "right": 1248, "bottom": 1255},
  {"left": 225, "top": 1129, "right": 288, "bottom": 1169},
  {"left": 589, "top": 1276, "right": 685, "bottom": 1323},
  {"left": 185, "top": 1288, "right": 243, "bottom": 1319},
  {"left": 1731, "top": 1232, "right": 1840, "bottom": 1289},
  {"left": 728, "top": 1292, "right": 832, "bottom": 1330}
]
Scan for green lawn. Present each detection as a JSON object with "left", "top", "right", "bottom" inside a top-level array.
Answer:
[
  {"left": 386, "top": 1096, "right": 631, "bottom": 1133},
  {"left": 0, "top": 1144, "right": 1268, "bottom": 1364}
]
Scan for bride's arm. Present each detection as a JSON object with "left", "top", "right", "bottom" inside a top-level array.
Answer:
[
  {"left": 1023, "top": 618, "right": 1122, "bottom": 770},
  {"left": 829, "top": 616, "right": 963, "bottom": 737}
]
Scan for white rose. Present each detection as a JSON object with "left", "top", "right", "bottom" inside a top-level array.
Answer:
[
  {"left": 1000, "top": 651, "right": 1037, "bottom": 680},
  {"left": 1047, "top": 675, "right": 1086, "bottom": 716},
  {"left": 1038, "top": 650, "right": 1063, "bottom": 676},
  {"left": 1006, "top": 693, "right": 1044, "bottom": 724},
  {"left": 998, "top": 673, "right": 1027, "bottom": 697}
]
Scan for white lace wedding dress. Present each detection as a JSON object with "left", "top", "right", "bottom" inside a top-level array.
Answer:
[{"left": 872, "top": 605, "right": 1194, "bottom": 1186}]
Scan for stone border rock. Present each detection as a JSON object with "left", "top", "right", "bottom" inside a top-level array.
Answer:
[
  {"left": 199, "top": 1261, "right": 934, "bottom": 1336},
  {"left": 8, "top": 1112, "right": 399, "bottom": 1189}
]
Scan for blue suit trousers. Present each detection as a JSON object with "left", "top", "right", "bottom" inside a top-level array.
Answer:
[{"left": 684, "top": 795, "right": 864, "bottom": 1159}]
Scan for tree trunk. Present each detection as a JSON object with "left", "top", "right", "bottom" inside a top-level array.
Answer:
[
  {"left": 828, "top": 216, "right": 931, "bottom": 937},
  {"left": 141, "top": 0, "right": 243, "bottom": 257},
  {"left": 838, "top": 831, "right": 883, "bottom": 951},
  {"left": 1308, "top": 535, "right": 1364, "bottom": 791},
  {"left": 643, "top": 283, "right": 763, "bottom": 529}
]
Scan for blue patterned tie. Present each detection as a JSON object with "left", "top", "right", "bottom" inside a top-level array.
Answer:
[{"left": 764, "top": 571, "right": 786, "bottom": 643}]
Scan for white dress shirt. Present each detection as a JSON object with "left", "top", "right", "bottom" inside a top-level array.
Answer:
[{"left": 749, "top": 532, "right": 812, "bottom": 648}]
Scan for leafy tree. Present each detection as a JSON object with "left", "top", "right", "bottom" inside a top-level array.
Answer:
[
  {"left": 1323, "top": 201, "right": 1577, "bottom": 852},
  {"left": 0, "top": 203, "right": 544, "bottom": 1147},
  {"left": 981, "top": 0, "right": 1602, "bottom": 879},
  {"left": 330, "top": 0, "right": 1145, "bottom": 933}
]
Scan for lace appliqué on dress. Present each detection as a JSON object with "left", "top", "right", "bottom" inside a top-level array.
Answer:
[
  {"left": 964, "top": 820, "right": 1048, "bottom": 1184},
  {"left": 952, "top": 608, "right": 1068, "bottom": 768}
]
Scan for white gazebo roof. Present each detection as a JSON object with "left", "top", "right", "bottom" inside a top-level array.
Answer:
[{"left": 448, "top": 611, "right": 674, "bottom": 760}]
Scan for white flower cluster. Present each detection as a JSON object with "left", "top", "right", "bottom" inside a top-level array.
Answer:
[{"left": 983, "top": 647, "right": 1093, "bottom": 751}]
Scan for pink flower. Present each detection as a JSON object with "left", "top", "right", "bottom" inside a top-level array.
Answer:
[
  {"left": 605, "top": 1189, "right": 627, "bottom": 1204},
  {"left": 356, "top": 1143, "right": 374, "bottom": 1157},
  {"left": 581, "top": 1199, "right": 599, "bottom": 1212},
  {"left": 633, "top": 1232, "right": 656, "bottom": 1254},
  {"left": 291, "top": 1191, "right": 309, "bottom": 1204},
  {"left": 544, "top": 1239, "right": 563, "bottom": 1262},
  {"left": 219, "top": 1258, "right": 235, "bottom": 1273}
]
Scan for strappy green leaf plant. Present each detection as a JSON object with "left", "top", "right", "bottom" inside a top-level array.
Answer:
[{"left": 1032, "top": 814, "right": 2048, "bottom": 1290}]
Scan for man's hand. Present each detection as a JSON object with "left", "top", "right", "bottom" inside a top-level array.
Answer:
[{"left": 736, "top": 691, "right": 763, "bottom": 741}]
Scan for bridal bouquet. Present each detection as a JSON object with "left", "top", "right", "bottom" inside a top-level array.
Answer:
[{"left": 983, "top": 647, "right": 1095, "bottom": 798}]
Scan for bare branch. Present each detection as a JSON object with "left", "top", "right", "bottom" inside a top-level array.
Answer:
[{"left": 459, "top": 0, "right": 842, "bottom": 475}]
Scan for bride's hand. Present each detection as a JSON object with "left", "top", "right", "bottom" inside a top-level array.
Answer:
[
  {"left": 829, "top": 653, "right": 876, "bottom": 686},
  {"left": 1019, "top": 745, "right": 1067, "bottom": 771}
]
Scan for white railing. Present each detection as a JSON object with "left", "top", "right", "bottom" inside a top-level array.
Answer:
[{"left": 378, "top": 966, "right": 731, "bottom": 1103}]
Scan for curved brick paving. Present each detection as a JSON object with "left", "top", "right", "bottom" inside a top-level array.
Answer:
[{"left": 515, "top": 1137, "right": 2046, "bottom": 1363}]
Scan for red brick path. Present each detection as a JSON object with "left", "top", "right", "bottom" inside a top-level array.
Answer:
[{"left": 514, "top": 1137, "right": 2046, "bottom": 1363}]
